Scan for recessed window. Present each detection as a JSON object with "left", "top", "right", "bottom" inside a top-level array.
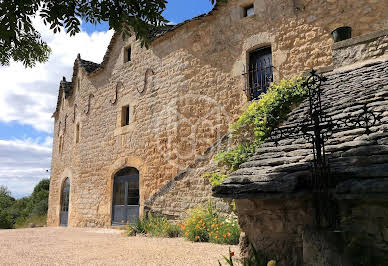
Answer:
[
  {"left": 245, "top": 46, "right": 273, "bottom": 100},
  {"left": 243, "top": 4, "right": 255, "bottom": 17},
  {"left": 122, "top": 105, "right": 130, "bottom": 127},
  {"left": 125, "top": 46, "right": 132, "bottom": 63},
  {"left": 75, "top": 123, "right": 80, "bottom": 143},
  {"left": 59, "top": 136, "right": 63, "bottom": 154}
]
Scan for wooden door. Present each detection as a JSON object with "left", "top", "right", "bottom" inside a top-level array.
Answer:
[{"left": 112, "top": 173, "right": 139, "bottom": 225}]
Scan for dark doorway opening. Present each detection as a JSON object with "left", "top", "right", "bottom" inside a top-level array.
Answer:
[
  {"left": 60, "top": 178, "right": 70, "bottom": 226},
  {"left": 112, "top": 167, "right": 139, "bottom": 225}
]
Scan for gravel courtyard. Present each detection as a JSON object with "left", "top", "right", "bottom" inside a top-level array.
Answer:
[{"left": 0, "top": 227, "right": 238, "bottom": 266}]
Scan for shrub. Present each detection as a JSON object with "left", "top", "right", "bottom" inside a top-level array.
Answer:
[
  {"left": 125, "top": 213, "right": 182, "bottom": 238},
  {"left": 14, "top": 215, "right": 47, "bottom": 229},
  {"left": 182, "top": 204, "right": 240, "bottom": 245},
  {"left": 0, "top": 180, "right": 50, "bottom": 229},
  {"left": 204, "top": 76, "right": 308, "bottom": 186}
]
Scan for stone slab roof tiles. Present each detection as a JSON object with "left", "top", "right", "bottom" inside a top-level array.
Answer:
[{"left": 213, "top": 59, "right": 388, "bottom": 199}]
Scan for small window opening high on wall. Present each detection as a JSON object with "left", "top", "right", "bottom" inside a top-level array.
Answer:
[
  {"left": 244, "top": 4, "right": 254, "bottom": 17},
  {"left": 125, "top": 47, "right": 132, "bottom": 62},
  {"left": 122, "top": 105, "right": 130, "bottom": 126},
  {"left": 75, "top": 123, "right": 80, "bottom": 143}
]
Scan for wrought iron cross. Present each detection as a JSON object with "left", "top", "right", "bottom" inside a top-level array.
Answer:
[{"left": 268, "top": 70, "right": 383, "bottom": 228}]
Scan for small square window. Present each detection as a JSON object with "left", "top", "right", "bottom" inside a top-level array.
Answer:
[
  {"left": 122, "top": 105, "right": 130, "bottom": 127},
  {"left": 244, "top": 4, "right": 254, "bottom": 17},
  {"left": 125, "top": 47, "right": 132, "bottom": 62}
]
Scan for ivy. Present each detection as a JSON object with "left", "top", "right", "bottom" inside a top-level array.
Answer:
[{"left": 204, "top": 76, "right": 308, "bottom": 186}]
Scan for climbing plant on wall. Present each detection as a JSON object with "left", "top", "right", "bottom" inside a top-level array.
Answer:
[{"left": 204, "top": 76, "right": 308, "bottom": 186}]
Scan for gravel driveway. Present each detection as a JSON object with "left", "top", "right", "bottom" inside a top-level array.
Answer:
[{"left": 0, "top": 227, "right": 238, "bottom": 266}]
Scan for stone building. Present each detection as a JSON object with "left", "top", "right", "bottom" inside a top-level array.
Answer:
[
  {"left": 48, "top": 0, "right": 388, "bottom": 227},
  {"left": 213, "top": 30, "right": 388, "bottom": 265}
]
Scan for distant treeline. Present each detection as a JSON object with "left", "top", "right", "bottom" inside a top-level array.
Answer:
[{"left": 0, "top": 179, "right": 49, "bottom": 229}]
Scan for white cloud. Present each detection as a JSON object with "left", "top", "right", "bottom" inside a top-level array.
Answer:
[
  {"left": 0, "top": 19, "right": 113, "bottom": 197},
  {"left": 0, "top": 138, "right": 52, "bottom": 198},
  {"left": 0, "top": 19, "right": 113, "bottom": 133}
]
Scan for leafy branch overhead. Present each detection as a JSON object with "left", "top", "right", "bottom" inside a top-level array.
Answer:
[{"left": 0, "top": 0, "right": 227, "bottom": 68}]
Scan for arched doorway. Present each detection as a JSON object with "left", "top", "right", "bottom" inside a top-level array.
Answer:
[
  {"left": 60, "top": 178, "right": 70, "bottom": 226},
  {"left": 112, "top": 167, "right": 139, "bottom": 225}
]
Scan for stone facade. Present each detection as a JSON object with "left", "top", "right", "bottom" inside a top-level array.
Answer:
[
  {"left": 213, "top": 32, "right": 388, "bottom": 265},
  {"left": 48, "top": 0, "right": 388, "bottom": 227}
]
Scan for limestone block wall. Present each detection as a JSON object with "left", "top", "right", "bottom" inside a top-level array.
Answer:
[
  {"left": 48, "top": 0, "right": 388, "bottom": 228},
  {"left": 333, "top": 29, "right": 388, "bottom": 68},
  {"left": 144, "top": 135, "right": 232, "bottom": 221}
]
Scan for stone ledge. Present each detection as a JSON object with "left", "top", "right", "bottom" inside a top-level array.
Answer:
[{"left": 332, "top": 29, "right": 388, "bottom": 50}]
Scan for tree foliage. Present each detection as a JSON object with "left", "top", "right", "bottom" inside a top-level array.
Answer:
[
  {"left": 0, "top": 179, "right": 50, "bottom": 229},
  {"left": 0, "top": 0, "right": 226, "bottom": 68}
]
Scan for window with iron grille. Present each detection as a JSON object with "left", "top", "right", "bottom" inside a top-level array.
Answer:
[{"left": 244, "top": 46, "right": 273, "bottom": 100}]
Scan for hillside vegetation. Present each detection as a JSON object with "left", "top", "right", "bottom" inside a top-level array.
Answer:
[{"left": 0, "top": 179, "right": 49, "bottom": 229}]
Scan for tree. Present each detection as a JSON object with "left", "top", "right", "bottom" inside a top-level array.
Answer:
[
  {"left": 0, "top": 0, "right": 223, "bottom": 68},
  {"left": 0, "top": 185, "right": 15, "bottom": 229}
]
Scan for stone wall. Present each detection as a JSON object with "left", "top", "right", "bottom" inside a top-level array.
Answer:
[
  {"left": 48, "top": 0, "right": 388, "bottom": 227},
  {"left": 213, "top": 32, "right": 388, "bottom": 265},
  {"left": 144, "top": 135, "right": 232, "bottom": 221},
  {"left": 333, "top": 29, "right": 388, "bottom": 68}
]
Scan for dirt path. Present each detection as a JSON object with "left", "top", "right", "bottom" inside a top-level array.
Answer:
[{"left": 0, "top": 227, "right": 238, "bottom": 266}]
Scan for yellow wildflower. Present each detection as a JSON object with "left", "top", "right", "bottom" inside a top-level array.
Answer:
[
  {"left": 227, "top": 232, "right": 231, "bottom": 237},
  {"left": 211, "top": 224, "right": 215, "bottom": 228},
  {"left": 267, "top": 260, "right": 276, "bottom": 266}
]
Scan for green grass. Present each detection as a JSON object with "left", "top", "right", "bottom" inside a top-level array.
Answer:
[{"left": 14, "top": 215, "right": 47, "bottom": 229}]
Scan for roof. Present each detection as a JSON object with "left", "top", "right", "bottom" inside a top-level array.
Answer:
[
  {"left": 213, "top": 59, "right": 388, "bottom": 199},
  {"left": 53, "top": 2, "right": 224, "bottom": 116}
]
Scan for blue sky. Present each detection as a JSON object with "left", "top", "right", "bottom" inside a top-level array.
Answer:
[{"left": 0, "top": 1, "right": 214, "bottom": 198}]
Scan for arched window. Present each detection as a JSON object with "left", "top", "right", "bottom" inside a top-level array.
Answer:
[
  {"left": 112, "top": 167, "right": 139, "bottom": 225},
  {"left": 60, "top": 178, "right": 70, "bottom": 226}
]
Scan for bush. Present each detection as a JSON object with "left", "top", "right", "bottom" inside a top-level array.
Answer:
[
  {"left": 0, "top": 179, "right": 50, "bottom": 229},
  {"left": 204, "top": 76, "right": 308, "bottom": 186},
  {"left": 182, "top": 204, "right": 240, "bottom": 245},
  {"left": 14, "top": 215, "right": 47, "bottom": 229},
  {"left": 125, "top": 214, "right": 182, "bottom": 238}
]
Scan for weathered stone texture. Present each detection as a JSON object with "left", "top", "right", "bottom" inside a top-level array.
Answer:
[
  {"left": 214, "top": 34, "right": 388, "bottom": 265},
  {"left": 48, "top": 0, "right": 388, "bottom": 227},
  {"left": 333, "top": 29, "right": 388, "bottom": 67},
  {"left": 144, "top": 136, "right": 233, "bottom": 220},
  {"left": 236, "top": 198, "right": 313, "bottom": 266}
]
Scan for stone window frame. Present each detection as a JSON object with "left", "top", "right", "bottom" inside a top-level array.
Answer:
[
  {"left": 74, "top": 122, "right": 81, "bottom": 144},
  {"left": 114, "top": 99, "right": 136, "bottom": 136},
  {"left": 58, "top": 169, "right": 73, "bottom": 226},
  {"left": 58, "top": 134, "right": 64, "bottom": 155},
  {"left": 123, "top": 44, "right": 132, "bottom": 64},
  {"left": 240, "top": 1, "right": 255, "bottom": 18},
  {"left": 246, "top": 45, "right": 273, "bottom": 100}
]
